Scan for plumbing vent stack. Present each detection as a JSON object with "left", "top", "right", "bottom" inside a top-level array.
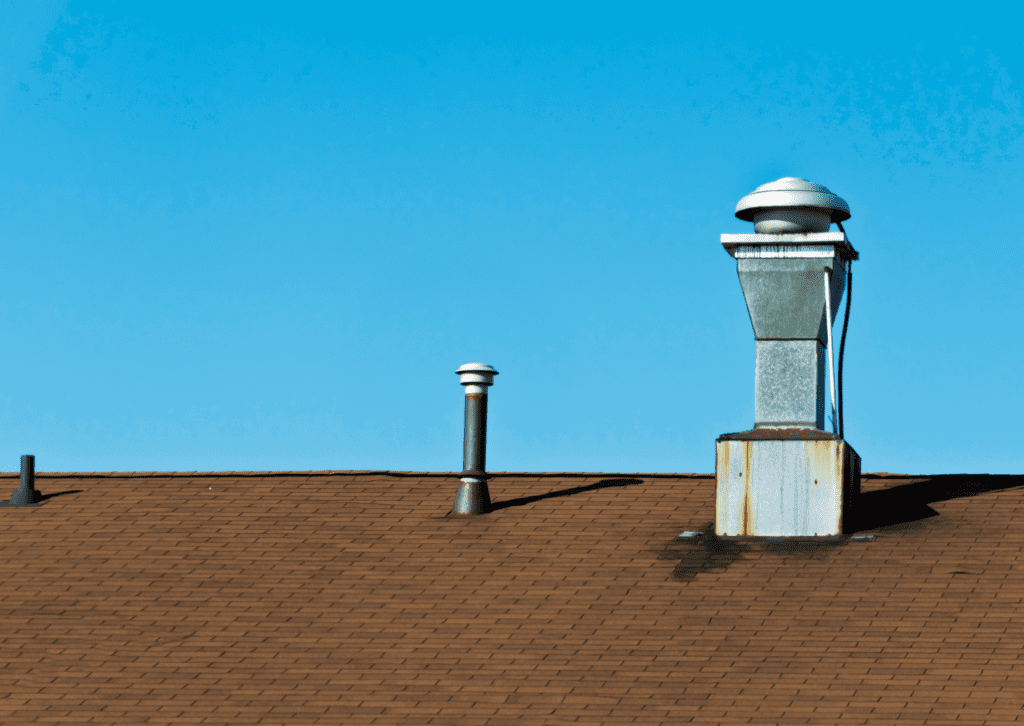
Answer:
[
  {"left": 451, "top": 363, "right": 498, "bottom": 516},
  {"left": 1, "top": 455, "right": 42, "bottom": 508}
]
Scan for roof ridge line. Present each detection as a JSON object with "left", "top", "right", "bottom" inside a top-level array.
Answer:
[{"left": 0, "top": 470, "right": 714, "bottom": 479}]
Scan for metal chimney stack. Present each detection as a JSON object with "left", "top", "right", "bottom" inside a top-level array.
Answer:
[{"left": 716, "top": 178, "right": 861, "bottom": 537}]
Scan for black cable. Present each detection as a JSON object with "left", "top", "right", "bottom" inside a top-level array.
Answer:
[{"left": 837, "top": 264, "right": 852, "bottom": 440}]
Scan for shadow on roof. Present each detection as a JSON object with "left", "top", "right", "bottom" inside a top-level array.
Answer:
[
  {"left": 653, "top": 522, "right": 751, "bottom": 581},
  {"left": 38, "top": 489, "right": 84, "bottom": 502},
  {"left": 855, "top": 474, "right": 1024, "bottom": 532},
  {"left": 650, "top": 475, "right": 1024, "bottom": 582},
  {"left": 0, "top": 486, "right": 83, "bottom": 506},
  {"left": 487, "top": 478, "right": 643, "bottom": 512},
  {"left": 650, "top": 522, "right": 855, "bottom": 582}
]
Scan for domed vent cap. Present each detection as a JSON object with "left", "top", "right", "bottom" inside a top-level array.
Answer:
[
  {"left": 735, "top": 177, "right": 850, "bottom": 231},
  {"left": 456, "top": 362, "right": 499, "bottom": 386}
]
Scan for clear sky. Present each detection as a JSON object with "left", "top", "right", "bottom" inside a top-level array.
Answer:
[{"left": 1, "top": 3, "right": 1021, "bottom": 475}]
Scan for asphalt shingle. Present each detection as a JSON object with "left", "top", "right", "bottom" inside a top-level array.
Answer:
[{"left": 0, "top": 470, "right": 1021, "bottom": 725}]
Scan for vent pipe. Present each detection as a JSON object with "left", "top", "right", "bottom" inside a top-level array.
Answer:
[
  {"left": 1, "top": 455, "right": 42, "bottom": 508},
  {"left": 450, "top": 363, "right": 498, "bottom": 516}
]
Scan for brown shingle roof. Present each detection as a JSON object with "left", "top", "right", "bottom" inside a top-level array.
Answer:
[{"left": 0, "top": 470, "right": 1021, "bottom": 725}]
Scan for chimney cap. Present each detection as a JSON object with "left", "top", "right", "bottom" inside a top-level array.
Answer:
[{"left": 735, "top": 177, "right": 850, "bottom": 224}]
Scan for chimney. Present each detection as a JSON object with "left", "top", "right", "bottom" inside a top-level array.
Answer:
[{"left": 715, "top": 178, "right": 861, "bottom": 537}]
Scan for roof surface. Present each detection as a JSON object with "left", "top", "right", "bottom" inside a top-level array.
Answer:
[{"left": 0, "top": 470, "right": 1021, "bottom": 725}]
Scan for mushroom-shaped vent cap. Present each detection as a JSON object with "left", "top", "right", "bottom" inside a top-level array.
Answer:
[
  {"left": 735, "top": 177, "right": 850, "bottom": 223},
  {"left": 456, "top": 363, "right": 498, "bottom": 376},
  {"left": 456, "top": 362, "right": 499, "bottom": 386}
]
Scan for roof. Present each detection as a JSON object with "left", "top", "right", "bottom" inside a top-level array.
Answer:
[{"left": 0, "top": 469, "right": 1021, "bottom": 725}]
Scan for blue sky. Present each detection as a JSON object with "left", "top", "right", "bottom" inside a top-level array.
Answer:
[{"left": 0, "top": 3, "right": 1021, "bottom": 474}]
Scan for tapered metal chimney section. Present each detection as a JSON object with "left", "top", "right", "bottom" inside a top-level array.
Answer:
[
  {"left": 1, "top": 455, "right": 41, "bottom": 508},
  {"left": 451, "top": 363, "right": 498, "bottom": 516},
  {"left": 716, "top": 178, "right": 861, "bottom": 537}
]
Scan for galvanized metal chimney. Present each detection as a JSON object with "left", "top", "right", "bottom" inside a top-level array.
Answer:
[{"left": 716, "top": 178, "right": 861, "bottom": 537}]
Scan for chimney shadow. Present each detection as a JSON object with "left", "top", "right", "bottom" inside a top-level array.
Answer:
[
  {"left": 854, "top": 474, "right": 1024, "bottom": 532},
  {"left": 487, "top": 478, "right": 643, "bottom": 512}
]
